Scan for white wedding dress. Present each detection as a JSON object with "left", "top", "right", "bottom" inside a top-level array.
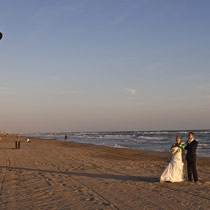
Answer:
[{"left": 160, "top": 146, "right": 185, "bottom": 182}]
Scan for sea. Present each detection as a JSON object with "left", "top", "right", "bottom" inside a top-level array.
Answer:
[{"left": 24, "top": 130, "right": 210, "bottom": 157}]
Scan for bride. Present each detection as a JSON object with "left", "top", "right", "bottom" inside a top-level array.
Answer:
[{"left": 160, "top": 136, "right": 185, "bottom": 182}]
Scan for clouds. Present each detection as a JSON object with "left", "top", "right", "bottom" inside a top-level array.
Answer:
[{"left": 124, "top": 88, "right": 136, "bottom": 96}]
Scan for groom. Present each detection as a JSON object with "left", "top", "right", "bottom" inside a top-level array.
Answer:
[{"left": 185, "top": 132, "right": 198, "bottom": 182}]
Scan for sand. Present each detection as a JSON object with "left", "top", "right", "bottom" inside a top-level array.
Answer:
[{"left": 0, "top": 134, "right": 209, "bottom": 210}]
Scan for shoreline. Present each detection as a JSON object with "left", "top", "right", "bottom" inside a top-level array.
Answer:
[
  {"left": 2, "top": 133, "right": 210, "bottom": 165},
  {"left": 21, "top": 134, "right": 210, "bottom": 158},
  {"left": 21, "top": 130, "right": 210, "bottom": 158}
]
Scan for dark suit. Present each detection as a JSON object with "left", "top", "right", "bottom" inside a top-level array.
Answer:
[{"left": 185, "top": 140, "right": 198, "bottom": 182}]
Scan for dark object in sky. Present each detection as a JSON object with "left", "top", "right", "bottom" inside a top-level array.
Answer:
[{"left": 0, "top": 32, "right": 2, "bottom": 40}]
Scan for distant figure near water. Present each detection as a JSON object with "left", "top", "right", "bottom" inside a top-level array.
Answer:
[
  {"left": 15, "top": 134, "right": 21, "bottom": 149},
  {"left": 65, "top": 134, "right": 68, "bottom": 141}
]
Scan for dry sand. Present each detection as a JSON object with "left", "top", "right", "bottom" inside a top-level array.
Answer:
[{"left": 0, "top": 134, "right": 209, "bottom": 210}]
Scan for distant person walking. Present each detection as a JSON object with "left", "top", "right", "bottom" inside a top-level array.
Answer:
[
  {"left": 15, "top": 134, "right": 21, "bottom": 149},
  {"left": 185, "top": 132, "right": 199, "bottom": 182},
  {"left": 65, "top": 134, "right": 68, "bottom": 141}
]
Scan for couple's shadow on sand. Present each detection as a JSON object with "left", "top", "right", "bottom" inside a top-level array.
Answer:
[{"left": 0, "top": 166, "right": 159, "bottom": 183}]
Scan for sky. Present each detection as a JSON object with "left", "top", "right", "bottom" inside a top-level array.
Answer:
[{"left": 0, "top": 0, "right": 210, "bottom": 133}]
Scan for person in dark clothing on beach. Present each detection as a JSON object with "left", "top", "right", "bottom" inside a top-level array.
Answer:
[
  {"left": 65, "top": 134, "right": 68, "bottom": 141},
  {"left": 185, "top": 132, "right": 198, "bottom": 182}
]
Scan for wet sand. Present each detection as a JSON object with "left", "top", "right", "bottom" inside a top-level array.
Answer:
[{"left": 0, "top": 134, "right": 209, "bottom": 210}]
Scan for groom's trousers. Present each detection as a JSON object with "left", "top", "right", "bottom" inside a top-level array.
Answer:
[{"left": 187, "top": 160, "right": 198, "bottom": 182}]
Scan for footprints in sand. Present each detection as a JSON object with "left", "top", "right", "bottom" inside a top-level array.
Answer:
[
  {"left": 86, "top": 197, "right": 94, "bottom": 201},
  {"left": 70, "top": 186, "right": 113, "bottom": 209}
]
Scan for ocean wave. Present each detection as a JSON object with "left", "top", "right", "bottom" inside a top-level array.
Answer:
[
  {"left": 195, "top": 131, "right": 210, "bottom": 134},
  {"left": 136, "top": 135, "right": 167, "bottom": 141},
  {"left": 177, "top": 131, "right": 188, "bottom": 134},
  {"left": 198, "top": 144, "right": 210, "bottom": 149},
  {"left": 140, "top": 131, "right": 169, "bottom": 135},
  {"left": 113, "top": 144, "right": 128, "bottom": 149}
]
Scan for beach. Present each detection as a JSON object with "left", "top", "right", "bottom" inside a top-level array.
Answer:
[{"left": 0, "top": 135, "right": 210, "bottom": 210}]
